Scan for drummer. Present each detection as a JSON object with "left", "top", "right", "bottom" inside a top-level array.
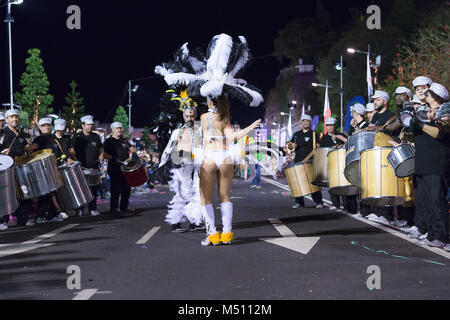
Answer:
[
  {"left": 318, "top": 117, "right": 357, "bottom": 214},
  {"left": 412, "top": 76, "right": 433, "bottom": 106},
  {"left": 290, "top": 114, "right": 324, "bottom": 209},
  {"left": 69, "top": 115, "right": 104, "bottom": 217},
  {"left": 53, "top": 119, "right": 75, "bottom": 163},
  {"left": 0, "top": 109, "right": 38, "bottom": 227},
  {"left": 348, "top": 103, "right": 369, "bottom": 136},
  {"left": 365, "top": 103, "right": 376, "bottom": 123},
  {"left": 32, "top": 118, "right": 70, "bottom": 223},
  {"left": 103, "top": 122, "right": 137, "bottom": 214},
  {"left": 0, "top": 112, "right": 5, "bottom": 145},
  {"left": 407, "top": 83, "right": 450, "bottom": 249}
]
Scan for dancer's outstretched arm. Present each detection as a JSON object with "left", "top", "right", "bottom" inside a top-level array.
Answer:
[{"left": 224, "top": 119, "right": 262, "bottom": 142}]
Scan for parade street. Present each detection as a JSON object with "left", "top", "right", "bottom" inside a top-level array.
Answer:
[{"left": 0, "top": 178, "right": 449, "bottom": 300}]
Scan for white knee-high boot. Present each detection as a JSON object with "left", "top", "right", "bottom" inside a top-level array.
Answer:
[
  {"left": 221, "top": 202, "right": 233, "bottom": 234},
  {"left": 202, "top": 204, "right": 216, "bottom": 235}
]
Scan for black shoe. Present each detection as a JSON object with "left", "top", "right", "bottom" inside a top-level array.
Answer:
[
  {"left": 188, "top": 222, "right": 206, "bottom": 231},
  {"left": 121, "top": 207, "right": 135, "bottom": 213},
  {"left": 110, "top": 208, "right": 121, "bottom": 214},
  {"left": 171, "top": 223, "right": 185, "bottom": 233}
]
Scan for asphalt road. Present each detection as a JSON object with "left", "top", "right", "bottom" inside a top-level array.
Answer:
[{"left": 0, "top": 178, "right": 449, "bottom": 300}]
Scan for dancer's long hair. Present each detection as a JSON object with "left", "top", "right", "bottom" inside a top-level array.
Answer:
[{"left": 211, "top": 94, "right": 230, "bottom": 125}]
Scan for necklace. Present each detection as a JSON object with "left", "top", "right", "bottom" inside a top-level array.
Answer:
[{"left": 208, "top": 108, "right": 218, "bottom": 114}]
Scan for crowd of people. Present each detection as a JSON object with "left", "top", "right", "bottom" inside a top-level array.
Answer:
[
  {"left": 0, "top": 112, "right": 161, "bottom": 230},
  {"left": 283, "top": 76, "right": 450, "bottom": 252}
]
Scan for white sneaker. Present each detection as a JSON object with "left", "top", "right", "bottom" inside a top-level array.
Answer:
[
  {"left": 328, "top": 206, "right": 337, "bottom": 210},
  {"left": 49, "top": 216, "right": 64, "bottom": 223},
  {"left": 255, "top": 185, "right": 262, "bottom": 189},
  {"left": 366, "top": 213, "right": 379, "bottom": 221},
  {"left": 250, "top": 185, "right": 257, "bottom": 189},
  {"left": 419, "top": 232, "right": 429, "bottom": 240},
  {"left": 392, "top": 219, "right": 408, "bottom": 228},
  {"left": 353, "top": 213, "right": 363, "bottom": 218},
  {"left": 0, "top": 223, "right": 8, "bottom": 231},
  {"left": 26, "top": 219, "right": 35, "bottom": 227},
  {"left": 417, "top": 238, "right": 432, "bottom": 246},
  {"left": 58, "top": 212, "right": 69, "bottom": 219},
  {"left": 78, "top": 209, "right": 84, "bottom": 217},
  {"left": 36, "top": 217, "right": 47, "bottom": 224},
  {"left": 315, "top": 204, "right": 324, "bottom": 209},
  {"left": 90, "top": 210, "right": 100, "bottom": 216},
  {"left": 443, "top": 244, "right": 450, "bottom": 252},
  {"left": 375, "top": 216, "right": 390, "bottom": 225},
  {"left": 292, "top": 203, "right": 301, "bottom": 209},
  {"left": 408, "top": 228, "right": 424, "bottom": 239},
  {"left": 404, "top": 226, "right": 418, "bottom": 234},
  {"left": 428, "top": 240, "right": 446, "bottom": 248}
]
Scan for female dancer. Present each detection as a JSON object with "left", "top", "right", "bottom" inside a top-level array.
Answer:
[{"left": 200, "top": 94, "right": 261, "bottom": 246}]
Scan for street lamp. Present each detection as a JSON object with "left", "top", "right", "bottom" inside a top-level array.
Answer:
[
  {"left": 3, "top": 0, "right": 23, "bottom": 110},
  {"left": 127, "top": 80, "right": 139, "bottom": 138},
  {"left": 333, "top": 55, "right": 345, "bottom": 131},
  {"left": 347, "top": 45, "right": 381, "bottom": 98}
]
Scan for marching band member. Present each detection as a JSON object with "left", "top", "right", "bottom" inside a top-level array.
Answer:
[
  {"left": 0, "top": 109, "right": 38, "bottom": 227},
  {"left": 408, "top": 83, "right": 450, "bottom": 248},
  {"left": 318, "top": 117, "right": 357, "bottom": 214},
  {"left": 53, "top": 118, "right": 75, "bottom": 164},
  {"left": 0, "top": 112, "right": 8, "bottom": 230},
  {"left": 103, "top": 122, "right": 137, "bottom": 214},
  {"left": 365, "top": 102, "right": 376, "bottom": 123},
  {"left": 290, "top": 114, "right": 324, "bottom": 209},
  {"left": 33, "top": 118, "right": 69, "bottom": 223},
  {"left": 348, "top": 103, "right": 369, "bottom": 136},
  {"left": 69, "top": 115, "right": 104, "bottom": 217}
]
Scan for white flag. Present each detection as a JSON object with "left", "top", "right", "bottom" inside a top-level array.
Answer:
[
  {"left": 323, "top": 85, "right": 331, "bottom": 134},
  {"left": 367, "top": 53, "right": 373, "bottom": 100},
  {"left": 287, "top": 108, "right": 292, "bottom": 141}
]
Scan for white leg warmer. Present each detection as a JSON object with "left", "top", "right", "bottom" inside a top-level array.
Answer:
[
  {"left": 202, "top": 204, "right": 216, "bottom": 235},
  {"left": 221, "top": 202, "right": 233, "bottom": 234}
]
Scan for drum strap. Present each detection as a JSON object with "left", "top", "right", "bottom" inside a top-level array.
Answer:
[
  {"left": 382, "top": 115, "right": 398, "bottom": 130},
  {"left": 53, "top": 137, "right": 67, "bottom": 160}
]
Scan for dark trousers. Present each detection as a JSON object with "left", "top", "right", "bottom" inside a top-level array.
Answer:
[
  {"left": 360, "top": 202, "right": 373, "bottom": 216},
  {"left": 375, "top": 206, "right": 394, "bottom": 221},
  {"left": 87, "top": 186, "right": 98, "bottom": 211},
  {"left": 330, "top": 194, "right": 358, "bottom": 214},
  {"left": 37, "top": 194, "right": 58, "bottom": 220},
  {"left": 398, "top": 205, "right": 415, "bottom": 226},
  {"left": 109, "top": 169, "right": 131, "bottom": 211},
  {"left": 12, "top": 199, "right": 34, "bottom": 226},
  {"left": 295, "top": 191, "right": 323, "bottom": 206},
  {"left": 414, "top": 174, "right": 449, "bottom": 243}
]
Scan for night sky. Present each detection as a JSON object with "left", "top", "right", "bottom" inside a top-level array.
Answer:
[{"left": 0, "top": 0, "right": 373, "bottom": 128}]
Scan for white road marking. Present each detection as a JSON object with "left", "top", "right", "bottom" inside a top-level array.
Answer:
[
  {"left": 0, "top": 224, "right": 79, "bottom": 259},
  {"left": 262, "top": 177, "right": 450, "bottom": 260},
  {"left": 260, "top": 218, "right": 320, "bottom": 255},
  {"left": 136, "top": 226, "right": 161, "bottom": 244},
  {"left": 73, "top": 289, "right": 98, "bottom": 300}
]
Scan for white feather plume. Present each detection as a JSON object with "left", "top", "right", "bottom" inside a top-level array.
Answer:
[
  {"left": 155, "top": 65, "right": 169, "bottom": 77},
  {"left": 200, "top": 80, "right": 225, "bottom": 99},
  {"left": 165, "top": 72, "right": 199, "bottom": 86},
  {"left": 237, "top": 85, "right": 264, "bottom": 107},
  {"left": 206, "top": 34, "right": 233, "bottom": 80}
]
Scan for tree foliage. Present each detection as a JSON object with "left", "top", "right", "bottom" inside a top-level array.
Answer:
[{"left": 62, "top": 80, "right": 85, "bottom": 133}]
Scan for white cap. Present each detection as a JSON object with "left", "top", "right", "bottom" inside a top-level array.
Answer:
[
  {"left": 38, "top": 118, "right": 52, "bottom": 127},
  {"left": 80, "top": 115, "right": 94, "bottom": 125},
  {"left": 351, "top": 103, "right": 366, "bottom": 115},
  {"left": 425, "top": 83, "right": 449, "bottom": 101},
  {"left": 325, "top": 117, "right": 337, "bottom": 125},
  {"left": 111, "top": 122, "right": 123, "bottom": 129},
  {"left": 394, "top": 86, "right": 412, "bottom": 97},
  {"left": 301, "top": 114, "right": 312, "bottom": 121},
  {"left": 54, "top": 119, "right": 66, "bottom": 131},
  {"left": 366, "top": 103, "right": 375, "bottom": 112},
  {"left": 412, "top": 76, "right": 433, "bottom": 88},
  {"left": 5, "top": 109, "right": 19, "bottom": 117},
  {"left": 371, "top": 90, "right": 390, "bottom": 102},
  {"left": 0, "top": 112, "right": 4, "bottom": 121},
  {"left": 411, "top": 95, "right": 422, "bottom": 104}
]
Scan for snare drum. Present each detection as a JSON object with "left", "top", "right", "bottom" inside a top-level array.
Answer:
[
  {"left": 284, "top": 161, "right": 320, "bottom": 197},
  {"left": 327, "top": 149, "right": 359, "bottom": 195},
  {"left": 121, "top": 159, "right": 148, "bottom": 187},
  {"left": 83, "top": 168, "right": 102, "bottom": 186},
  {"left": 360, "top": 147, "right": 406, "bottom": 207},
  {"left": 387, "top": 144, "right": 415, "bottom": 177},
  {"left": 312, "top": 147, "right": 331, "bottom": 187},
  {"left": 0, "top": 155, "right": 18, "bottom": 216}
]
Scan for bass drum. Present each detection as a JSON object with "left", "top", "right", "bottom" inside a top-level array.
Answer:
[
  {"left": 284, "top": 161, "right": 320, "bottom": 198},
  {"left": 15, "top": 151, "right": 63, "bottom": 199},
  {"left": 57, "top": 161, "right": 94, "bottom": 210},
  {"left": 312, "top": 147, "right": 331, "bottom": 187},
  {"left": 0, "top": 155, "right": 18, "bottom": 216},
  {"left": 344, "top": 131, "right": 392, "bottom": 186},
  {"left": 360, "top": 147, "right": 406, "bottom": 207},
  {"left": 83, "top": 168, "right": 102, "bottom": 186},
  {"left": 121, "top": 159, "right": 148, "bottom": 187},
  {"left": 327, "top": 149, "right": 359, "bottom": 195}
]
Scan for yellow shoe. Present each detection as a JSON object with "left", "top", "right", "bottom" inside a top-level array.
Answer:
[
  {"left": 220, "top": 232, "right": 235, "bottom": 245},
  {"left": 201, "top": 232, "right": 221, "bottom": 246}
]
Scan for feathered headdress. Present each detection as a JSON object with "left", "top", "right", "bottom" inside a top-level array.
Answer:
[{"left": 155, "top": 34, "right": 263, "bottom": 107}]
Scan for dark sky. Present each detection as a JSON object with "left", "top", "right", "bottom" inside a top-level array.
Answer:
[{"left": 0, "top": 0, "right": 372, "bottom": 128}]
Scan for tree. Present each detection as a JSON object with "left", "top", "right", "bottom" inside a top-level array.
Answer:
[
  {"left": 113, "top": 106, "right": 129, "bottom": 135},
  {"left": 14, "top": 48, "right": 54, "bottom": 127},
  {"left": 62, "top": 81, "right": 86, "bottom": 133}
]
